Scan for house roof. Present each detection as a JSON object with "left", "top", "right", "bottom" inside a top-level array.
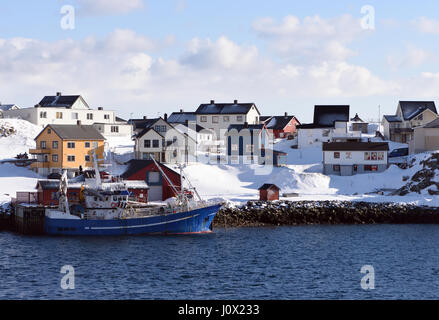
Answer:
[
  {"left": 0, "top": 104, "right": 19, "bottom": 111},
  {"left": 383, "top": 115, "right": 402, "bottom": 123},
  {"left": 167, "top": 112, "right": 196, "bottom": 123},
  {"left": 38, "top": 95, "right": 85, "bottom": 108},
  {"left": 121, "top": 159, "right": 180, "bottom": 179},
  {"left": 322, "top": 142, "right": 389, "bottom": 151},
  {"left": 314, "top": 105, "right": 350, "bottom": 126},
  {"left": 422, "top": 118, "right": 439, "bottom": 128},
  {"left": 129, "top": 118, "right": 161, "bottom": 131},
  {"left": 350, "top": 113, "right": 365, "bottom": 123},
  {"left": 195, "top": 102, "right": 260, "bottom": 115},
  {"left": 399, "top": 101, "right": 437, "bottom": 121},
  {"left": 263, "top": 115, "right": 298, "bottom": 130},
  {"left": 258, "top": 183, "right": 280, "bottom": 191},
  {"left": 115, "top": 116, "right": 126, "bottom": 122},
  {"left": 35, "top": 125, "right": 105, "bottom": 141},
  {"left": 259, "top": 116, "right": 272, "bottom": 122},
  {"left": 227, "top": 124, "right": 265, "bottom": 133}
]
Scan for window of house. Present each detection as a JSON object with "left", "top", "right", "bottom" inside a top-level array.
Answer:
[
  {"left": 153, "top": 140, "right": 159, "bottom": 148},
  {"left": 67, "top": 142, "right": 75, "bottom": 148},
  {"left": 345, "top": 152, "right": 352, "bottom": 159},
  {"left": 93, "top": 141, "right": 98, "bottom": 148},
  {"left": 377, "top": 152, "right": 384, "bottom": 160},
  {"left": 52, "top": 154, "right": 58, "bottom": 162},
  {"left": 173, "top": 136, "right": 177, "bottom": 143},
  {"left": 245, "top": 145, "right": 254, "bottom": 153},
  {"left": 212, "top": 116, "right": 219, "bottom": 123},
  {"left": 71, "top": 113, "right": 78, "bottom": 120},
  {"left": 148, "top": 171, "right": 160, "bottom": 183},
  {"left": 200, "top": 116, "right": 207, "bottom": 122},
  {"left": 52, "top": 141, "right": 58, "bottom": 149},
  {"left": 364, "top": 152, "right": 371, "bottom": 160},
  {"left": 154, "top": 125, "right": 161, "bottom": 132},
  {"left": 237, "top": 115, "right": 243, "bottom": 122},
  {"left": 56, "top": 112, "right": 63, "bottom": 119},
  {"left": 231, "top": 144, "right": 238, "bottom": 151},
  {"left": 67, "top": 155, "right": 75, "bottom": 162},
  {"left": 371, "top": 152, "right": 377, "bottom": 160},
  {"left": 40, "top": 141, "right": 46, "bottom": 149},
  {"left": 85, "top": 155, "right": 91, "bottom": 162},
  {"left": 47, "top": 129, "right": 51, "bottom": 134},
  {"left": 365, "top": 165, "right": 378, "bottom": 171},
  {"left": 40, "top": 111, "right": 47, "bottom": 118},
  {"left": 44, "top": 155, "right": 48, "bottom": 162},
  {"left": 353, "top": 165, "right": 358, "bottom": 172},
  {"left": 333, "top": 165, "right": 340, "bottom": 172},
  {"left": 85, "top": 142, "right": 90, "bottom": 148},
  {"left": 144, "top": 140, "right": 151, "bottom": 148},
  {"left": 104, "top": 114, "right": 110, "bottom": 120},
  {"left": 334, "top": 152, "right": 340, "bottom": 159},
  {"left": 111, "top": 126, "right": 119, "bottom": 133},
  {"left": 86, "top": 113, "right": 93, "bottom": 120},
  {"left": 161, "top": 126, "right": 167, "bottom": 132},
  {"left": 223, "top": 116, "right": 230, "bottom": 122}
]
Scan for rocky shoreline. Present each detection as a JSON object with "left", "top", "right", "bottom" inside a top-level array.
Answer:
[{"left": 213, "top": 200, "right": 439, "bottom": 228}]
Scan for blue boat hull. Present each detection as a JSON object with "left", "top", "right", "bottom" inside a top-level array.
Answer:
[{"left": 45, "top": 204, "right": 222, "bottom": 236}]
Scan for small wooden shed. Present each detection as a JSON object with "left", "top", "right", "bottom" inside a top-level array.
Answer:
[{"left": 258, "top": 184, "right": 280, "bottom": 201}]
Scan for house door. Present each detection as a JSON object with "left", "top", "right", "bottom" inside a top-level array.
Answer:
[{"left": 148, "top": 186, "right": 163, "bottom": 201}]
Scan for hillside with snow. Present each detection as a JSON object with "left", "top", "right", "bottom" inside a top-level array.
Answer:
[{"left": 0, "top": 117, "right": 438, "bottom": 208}]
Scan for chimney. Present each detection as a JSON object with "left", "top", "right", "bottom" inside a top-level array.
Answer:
[
  {"left": 143, "top": 116, "right": 147, "bottom": 120},
  {"left": 98, "top": 107, "right": 103, "bottom": 110},
  {"left": 56, "top": 92, "right": 62, "bottom": 96},
  {"left": 234, "top": 99, "right": 238, "bottom": 104},
  {"left": 77, "top": 120, "right": 82, "bottom": 126},
  {"left": 180, "top": 109, "right": 184, "bottom": 113},
  {"left": 164, "top": 113, "right": 168, "bottom": 121},
  {"left": 210, "top": 100, "right": 215, "bottom": 104},
  {"left": 284, "top": 112, "right": 288, "bottom": 117}
]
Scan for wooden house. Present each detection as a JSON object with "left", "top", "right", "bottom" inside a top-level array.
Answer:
[{"left": 258, "top": 184, "right": 280, "bottom": 201}]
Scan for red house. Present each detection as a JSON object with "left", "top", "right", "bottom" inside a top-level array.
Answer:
[
  {"left": 121, "top": 160, "right": 181, "bottom": 202},
  {"left": 260, "top": 113, "right": 300, "bottom": 139},
  {"left": 258, "top": 184, "right": 280, "bottom": 201}
]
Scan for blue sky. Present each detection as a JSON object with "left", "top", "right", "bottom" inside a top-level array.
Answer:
[{"left": 1, "top": 0, "right": 439, "bottom": 122}]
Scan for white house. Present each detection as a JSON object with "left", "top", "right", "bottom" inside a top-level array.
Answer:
[
  {"left": 382, "top": 101, "right": 438, "bottom": 143},
  {"left": 195, "top": 100, "right": 261, "bottom": 142},
  {"left": 297, "top": 105, "right": 361, "bottom": 148},
  {"left": 322, "top": 142, "right": 389, "bottom": 176},
  {"left": 2, "top": 93, "right": 132, "bottom": 137},
  {"left": 0, "top": 103, "right": 20, "bottom": 118},
  {"left": 134, "top": 118, "right": 197, "bottom": 164}
]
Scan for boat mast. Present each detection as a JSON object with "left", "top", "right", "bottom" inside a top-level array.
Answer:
[
  {"left": 59, "top": 170, "right": 70, "bottom": 215},
  {"left": 92, "top": 148, "right": 102, "bottom": 188}
]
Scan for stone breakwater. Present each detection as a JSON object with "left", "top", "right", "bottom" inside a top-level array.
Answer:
[{"left": 213, "top": 200, "right": 439, "bottom": 227}]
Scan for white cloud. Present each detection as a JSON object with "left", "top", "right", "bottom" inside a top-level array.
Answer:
[
  {"left": 387, "top": 45, "right": 435, "bottom": 69},
  {"left": 411, "top": 17, "right": 439, "bottom": 34},
  {"left": 77, "top": 0, "right": 144, "bottom": 15},
  {"left": 253, "top": 14, "right": 364, "bottom": 63},
  {"left": 0, "top": 31, "right": 406, "bottom": 119}
]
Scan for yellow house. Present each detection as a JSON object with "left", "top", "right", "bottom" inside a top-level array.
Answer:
[{"left": 30, "top": 124, "right": 106, "bottom": 176}]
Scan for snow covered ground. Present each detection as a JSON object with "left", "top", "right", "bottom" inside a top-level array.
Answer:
[{"left": 0, "top": 117, "right": 437, "bottom": 208}]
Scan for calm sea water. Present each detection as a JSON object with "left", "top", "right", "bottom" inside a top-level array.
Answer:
[{"left": 1, "top": 224, "right": 439, "bottom": 299}]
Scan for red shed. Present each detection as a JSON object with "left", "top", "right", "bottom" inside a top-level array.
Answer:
[
  {"left": 258, "top": 184, "right": 280, "bottom": 201},
  {"left": 121, "top": 160, "right": 181, "bottom": 202}
]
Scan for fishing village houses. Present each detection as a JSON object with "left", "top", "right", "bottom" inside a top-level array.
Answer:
[{"left": 8, "top": 92, "right": 439, "bottom": 208}]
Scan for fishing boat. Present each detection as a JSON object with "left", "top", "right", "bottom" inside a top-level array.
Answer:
[{"left": 44, "top": 152, "right": 222, "bottom": 236}]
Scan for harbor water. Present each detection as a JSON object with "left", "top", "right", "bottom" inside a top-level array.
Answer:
[{"left": 1, "top": 224, "right": 439, "bottom": 299}]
